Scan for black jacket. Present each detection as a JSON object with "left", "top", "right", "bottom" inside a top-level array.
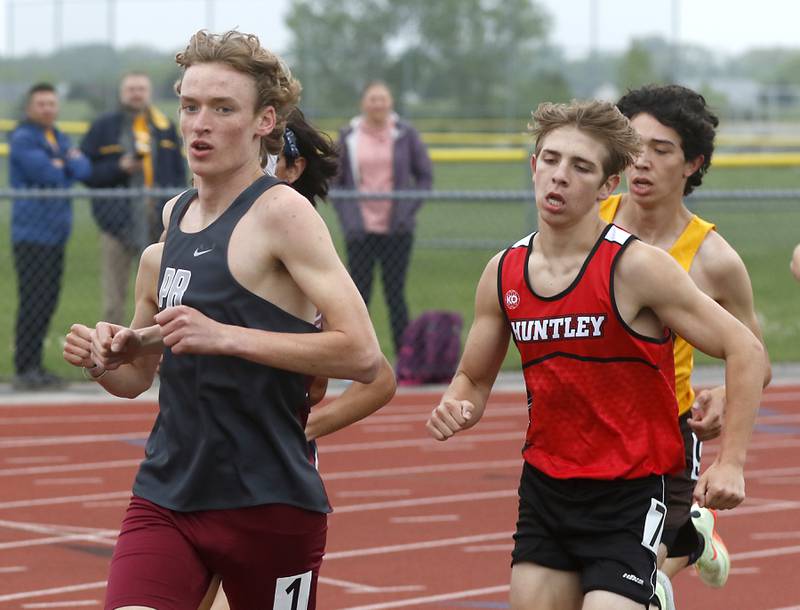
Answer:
[{"left": 80, "top": 106, "right": 186, "bottom": 239}]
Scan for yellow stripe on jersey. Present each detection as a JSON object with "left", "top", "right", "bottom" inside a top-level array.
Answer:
[{"left": 598, "top": 194, "right": 716, "bottom": 415}]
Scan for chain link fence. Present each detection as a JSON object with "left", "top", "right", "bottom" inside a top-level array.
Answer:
[{"left": 2, "top": 186, "right": 800, "bottom": 388}]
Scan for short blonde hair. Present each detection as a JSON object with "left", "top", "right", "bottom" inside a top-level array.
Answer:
[
  {"left": 175, "top": 30, "right": 301, "bottom": 165},
  {"left": 529, "top": 100, "right": 641, "bottom": 178}
]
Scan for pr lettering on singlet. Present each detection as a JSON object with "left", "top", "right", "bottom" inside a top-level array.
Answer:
[
  {"left": 510, "top": 315, "right": 606, "bottom": 342},
  {"left": 158, "top": 267, "right": 192, "bottom": 308},
  {"left": 273, "top": 571, "right": 312, "bottom": 610}
]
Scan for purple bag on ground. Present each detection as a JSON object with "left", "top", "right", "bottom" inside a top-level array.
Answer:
[{"left": 395, "top": 311, "right": 463, "bottom": 385}]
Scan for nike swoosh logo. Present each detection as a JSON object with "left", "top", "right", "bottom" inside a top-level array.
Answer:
[{"left": 193, "top": 247, "right": 214, "bottom": 257}]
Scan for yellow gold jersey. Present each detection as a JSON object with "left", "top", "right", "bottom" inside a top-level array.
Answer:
[{"left": 600, "top": 194, "right": 716, "bottom": 415}]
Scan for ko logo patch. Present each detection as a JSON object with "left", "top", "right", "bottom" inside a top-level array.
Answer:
[{"left": 505, "top": 289, "right": 521, "bottom": 310}]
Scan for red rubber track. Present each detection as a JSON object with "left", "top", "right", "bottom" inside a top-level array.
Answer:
[{"left": 1, "top": 386, "right": 799, "bottom": 609}]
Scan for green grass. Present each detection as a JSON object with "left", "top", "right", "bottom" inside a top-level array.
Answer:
[{"left": 1, "top": 161, "right": 799, "bottom": 381}]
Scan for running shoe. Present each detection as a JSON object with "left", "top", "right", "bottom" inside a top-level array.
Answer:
[{"left": 692, "top": 504, "right": 730, "bottom": 587}]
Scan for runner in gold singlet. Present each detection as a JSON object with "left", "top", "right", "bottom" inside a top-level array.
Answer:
[{"left": 601, "top": 85, "right": 772, "bottom": 610}]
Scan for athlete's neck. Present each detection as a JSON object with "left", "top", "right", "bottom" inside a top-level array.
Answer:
[
  {"left": 617, "top": 192, "right": 693, "bottom": 248},
  {"left": 536, "top": 212, "right": 606, "bottom": 259},
  {"left": 194, "top": 163, "right": 265, "bottom": 218}
]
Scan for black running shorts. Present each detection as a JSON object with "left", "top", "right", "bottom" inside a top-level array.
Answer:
[{"left": 512, "top": 462, "right": 666, "bottom": 606}]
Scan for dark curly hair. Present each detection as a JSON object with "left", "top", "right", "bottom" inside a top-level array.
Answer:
[
  {"left": 616, "top": 84, "right": 718, "bottom": 195},
  {"left": 282, "top": 109, "right": 338, "bottom": 207}
]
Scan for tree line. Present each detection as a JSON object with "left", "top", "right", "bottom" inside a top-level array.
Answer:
[{"left": 1, "top": 0, "right": 799, "bottom": 125}]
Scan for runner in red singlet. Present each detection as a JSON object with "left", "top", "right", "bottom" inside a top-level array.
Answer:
[{"left": 426, "top": 100, "right": 765, "bottom": 610}]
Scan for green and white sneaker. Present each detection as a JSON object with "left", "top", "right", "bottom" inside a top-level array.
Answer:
[
  {"left": 654, "top": 570, "right": 676, "bottom": 610},
  {"left": 692, "top": 504, "right": 731, "bottom": 588}
]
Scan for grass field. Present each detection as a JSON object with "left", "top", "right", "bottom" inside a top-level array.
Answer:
[{"left": 1, "top": 161, "right": 799, "bottom": 381}]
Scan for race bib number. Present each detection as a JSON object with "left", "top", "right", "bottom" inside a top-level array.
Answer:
[
  {"left": 273, "top": 571, "right": 312, "bottom": 610},
  {"left": 641, "top": 498, "right": 667, "bottom": 554}
]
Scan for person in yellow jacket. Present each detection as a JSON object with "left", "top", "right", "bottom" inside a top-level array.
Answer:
[{"left": 601, "top": 84, "right": 772, "bottom": 610}]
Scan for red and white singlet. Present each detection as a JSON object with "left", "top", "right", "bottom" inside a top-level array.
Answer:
[{"left": 498, "top": 224, "right": 684, "bottom": 480}]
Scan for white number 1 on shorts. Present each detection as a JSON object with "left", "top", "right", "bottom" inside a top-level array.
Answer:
[{"left": 273, "top": 570, "right": 312, "bottom": 610}]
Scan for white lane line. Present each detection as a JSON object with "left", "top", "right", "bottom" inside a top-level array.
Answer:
[
  {"left": 34, "top": 477, "right": 104, "bottom": 486},
  {"left": 0, "top": 532, "right": 116, "bottom": 550},
  {"left": 0, "top": 459, "right": 141, "bottom": 477},
  {"left": 462, "top": 544, "right": 513, "bottom": 553},
  {"left": 0, "top": 517, "right": 118, "bottom": 537},
  {"left": 23, "top": 602, "right": 99, "bottom": 608},
  {"left": 729, "top": 567, "right": 760, "bottom": 575},
  {"left": 338, "top": 489, "right": 411, "bottom": 498},
  {"left": 0, "top": 581, "right": 107, "bottom": 603},
  {"left": 82, "top": 500, "right": 130, "bottom": 508},
  {"left": 326, "top": 532, "right": 512, "bottom": 560},
  {"left": 725, "top": 501, "right": 800, "bottom": 516},
  {"left": 335, "top": 489, "right": 517, "bottom": 513},
  {"left": 0, "top": 517, "right": 118, "bottom": 550},
  {"left": 318, "top": 576, "right": 424, "bottom": 594},
  {"left": 740, "top": 497, "right": 784, "bottom": 506},
  {"left": 752, "top": 532, "right": 800, "bottom": 540},
  {"left": 390, "top": 515, "right": 460, "bottom": 524},
  {"left": 733, "top": 544, "right": 800, "bottom": 560},
  {"left": 320, "top": 432, "right": 520, "bottom": 454},
  {"left": 767, "top": 606, "right": 800, "bottom": 610},
  {"left": 0, "top": 413, "right": 153, "bottom": 425},
  {"left": 0, "top": 432, "right": 148, "bottom": 449},
  {"left": 339, "top": 584, "right": 510, "bottom": 610},
  {"left": 0, "top": 491, "right": 130, "bottom": 511},
  {"left": 323, "top": 459, "right": 519, "bottom": 481},
  {"left": 0, "top": 566, "right": 27, "bottom": 573},
  {"left": 4, "top": 456, "right": 69, "bottom": 465}
]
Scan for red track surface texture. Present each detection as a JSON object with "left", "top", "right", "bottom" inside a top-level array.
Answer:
[{"left": 1, "top": 385, "right": 800, "bottom": 609}]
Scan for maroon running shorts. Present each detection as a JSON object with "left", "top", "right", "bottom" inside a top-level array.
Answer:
[{"left": 104, "top": 495, "right": 327, "bottom": 610}]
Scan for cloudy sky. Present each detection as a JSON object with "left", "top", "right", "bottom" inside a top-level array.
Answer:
[{"left": 0, "top": 0, "right": 797, "bottom": 59}]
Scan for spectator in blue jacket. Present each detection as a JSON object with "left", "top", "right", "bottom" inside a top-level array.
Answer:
[
  {"left": 80, "top": 72, "right": 186, "bottom": 324},
  {"left": 332, "top": 81, "right": 433, "bottom": 353},
  {"left": 10, "top": 82, "right": 91, "bottom": 390}
]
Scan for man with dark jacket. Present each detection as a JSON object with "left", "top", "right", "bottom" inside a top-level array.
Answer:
[
  {"left": 81, "top": 72, "right": 186, "bottom": 324},
  {"left": 332, "top": 82, "right": 433, "bottom": 353},
  {"left": 10, "top": 82, "right": 91, "bottom": 389}
]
